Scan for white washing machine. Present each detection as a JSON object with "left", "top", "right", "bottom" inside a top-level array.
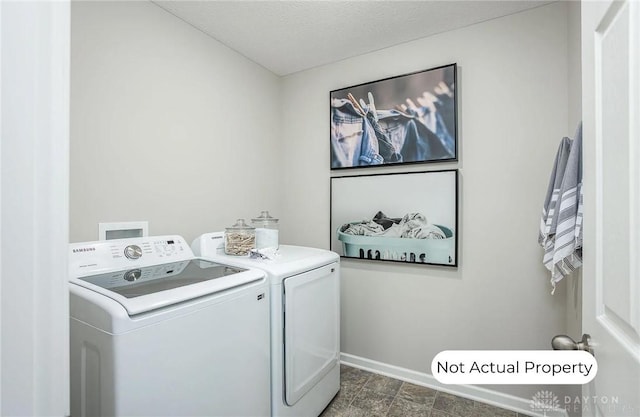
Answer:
[
  {"left": 69, "top": 235, "right": 271, "bottom": 417},
  {"left": 192, "top": 233, "right": 340, "bottom": 417}
]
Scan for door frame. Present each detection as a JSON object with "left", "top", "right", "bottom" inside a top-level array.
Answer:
[{"left": 0, "top": 1, "right": 70, "bottom": 415}]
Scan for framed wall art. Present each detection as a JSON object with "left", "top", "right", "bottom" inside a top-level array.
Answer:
[
  {"left": 330, "top": 63, "right": 457, "bottom": 170},
  {"left": 330, "top": 170, "right": 458, "bottom": 266}
]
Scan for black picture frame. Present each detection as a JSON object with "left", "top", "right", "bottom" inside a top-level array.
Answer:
[
  {"left": 330, "top": 169, "right": 458, "bottom": 267},
  {"left": 330, "top": 63, "right": 457, "bottom": 170}
]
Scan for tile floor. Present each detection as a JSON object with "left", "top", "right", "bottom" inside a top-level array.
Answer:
[{"left": 320, "top": 365, "right": 533, "bottom": 417}]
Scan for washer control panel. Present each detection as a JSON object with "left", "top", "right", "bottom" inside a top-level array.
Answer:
[
  {"left": 69, "top": 235, "right": 193, "bottom": 278},
  {"left": 124, "top": 245, "right": 143, "bottom": 260}
]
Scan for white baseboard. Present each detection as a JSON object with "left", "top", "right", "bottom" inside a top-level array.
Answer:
[{"left": 340, "top": 353, "right": 568, "bottom": 417}]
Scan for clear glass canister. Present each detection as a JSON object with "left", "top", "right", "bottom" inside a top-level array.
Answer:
[
  {"left": 224, "top": 219, "right": 255, "bottom": 256},
  {"left": 251, "top": 211, "right": 279, "bottom": 250}
]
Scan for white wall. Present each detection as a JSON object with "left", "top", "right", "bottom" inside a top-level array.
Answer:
[
  {"left": 70, "top": 1, "right": 281, "bottom": 243},
  {"left": 280, "top": 2, "right": 573, "bottom": 401}
]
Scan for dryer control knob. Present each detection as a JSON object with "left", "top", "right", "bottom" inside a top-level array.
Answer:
[{"left": 124, "top": 244, "right": 142, "bottom": 260}]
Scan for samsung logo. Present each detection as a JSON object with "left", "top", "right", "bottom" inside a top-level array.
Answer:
[
  {"left": 73, "top": 247, "right": 96, "bottom": 253},
  {"left": 210, "top": 236, "right": 223, "bottom": 240}
]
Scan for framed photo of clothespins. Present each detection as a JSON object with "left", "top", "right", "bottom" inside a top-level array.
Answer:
[
  {"left": 330, "top": 63, "right": 457, "bottom": 169},
  {"left": 330, "top": 169, "right": 458, "bottom": 267}
]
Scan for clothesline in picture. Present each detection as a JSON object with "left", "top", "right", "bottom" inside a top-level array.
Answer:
[{"left": 330, "top": 81, "right": 456, "bottom": 168}]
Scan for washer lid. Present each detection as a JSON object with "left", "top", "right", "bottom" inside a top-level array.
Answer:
[{"left": 70, "top": 258, "right": 264, "bottom": 315}]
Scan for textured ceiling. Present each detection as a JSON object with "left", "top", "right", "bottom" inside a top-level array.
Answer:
[{"left": 154, "top": 1, "right": 553, "bottom": 76}]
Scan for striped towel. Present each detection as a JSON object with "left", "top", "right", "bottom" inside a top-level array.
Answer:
[
  {"left": 539, "top": 137, "right": 572, "bottom": 247},
  {"left": 539, "top": 123, "right": 583, "bottom": 294}
]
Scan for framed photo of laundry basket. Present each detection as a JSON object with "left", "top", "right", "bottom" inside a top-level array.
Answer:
[
  {"left": 330, "top": 63, "right": 457, "bottom": 170},
  {"left": 330, "top": 169, "right": 458, "bottom": 266}
]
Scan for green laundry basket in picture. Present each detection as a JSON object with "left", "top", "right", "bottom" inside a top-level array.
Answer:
[{"left": 337, "top": 223, "right": 455, "bottom": 265}]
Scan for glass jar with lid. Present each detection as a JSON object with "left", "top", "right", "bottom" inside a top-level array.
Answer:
[
  {"left": 224, "top": 219, "right": 255, "bottom": 256},
  {"left": 251, "top": 211, "right": 279, "bottom": 250}
]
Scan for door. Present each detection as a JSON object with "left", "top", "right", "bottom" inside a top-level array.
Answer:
[
  {"left": 582, "top": 1, "right": 640, "bottom": 416},
  {"left": 283, "top": 263, "right": 339, "bottom": 406}
]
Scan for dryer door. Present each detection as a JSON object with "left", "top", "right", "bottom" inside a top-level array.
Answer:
[{"left": 283, "top": 262, "right": 339, "bottom": 406}]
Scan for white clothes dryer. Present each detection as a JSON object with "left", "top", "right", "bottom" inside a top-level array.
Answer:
[
  {"left": 192, "top": 233, "right": 340, "bottom": 417},
  {"left": 69, "top": 235, "right": 270, "bottom": 417}
]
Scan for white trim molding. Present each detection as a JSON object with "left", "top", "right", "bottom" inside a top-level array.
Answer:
[
  {"left": 340, "top": 353, "right": 569, "bottom": 417},
  {"left": 0, "top": 1, "right": 3, "bottom": 410}
]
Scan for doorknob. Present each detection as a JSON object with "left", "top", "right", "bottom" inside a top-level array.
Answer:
[{"left": 552, "top": 334, "right": 594, "bottom": 355}]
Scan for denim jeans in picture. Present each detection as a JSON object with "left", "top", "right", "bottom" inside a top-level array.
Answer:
[
  {"left": 414, "top": 106, "right": 455, "bottom": 156},
  {"left": 376, "top": 110, "right": 453, "bottom": 162},
  {"left": 364, "top": 111, "right": 402, "bottom": 164},
  {"left": 435, "top": 92, "right": 456, "bottom": 139},
  {"left": 331, "top": 99, "right": 383, "bottom": 168}
]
